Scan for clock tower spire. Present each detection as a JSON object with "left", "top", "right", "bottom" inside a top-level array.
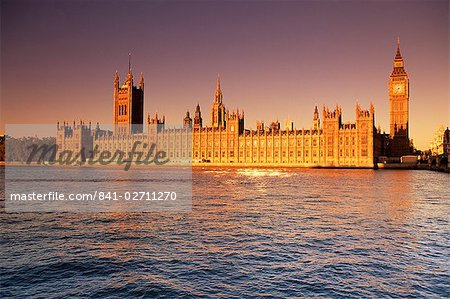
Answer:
[{"left": 389, "top": 38, "right": 410, "bottom": 156}]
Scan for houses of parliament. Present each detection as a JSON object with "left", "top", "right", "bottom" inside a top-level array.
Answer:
[{"left": 56, "top": 41, "right": 412, "bottom": 168}]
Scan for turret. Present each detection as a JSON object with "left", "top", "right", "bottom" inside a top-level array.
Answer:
[
  {"left": 313, "top": 105, "right": 320, "bottom": 130},
  {"left": 139, "top": 72, "right": 144, "bottom": 90},
  {"left": 114, "top": 70, "right": 119, "bottom": 93},
  {"left": 194, "top": 103, "right": 203, "bottom": 129},
  {"left": 184, "top": 110, "right": 192, "bottom": 129}
]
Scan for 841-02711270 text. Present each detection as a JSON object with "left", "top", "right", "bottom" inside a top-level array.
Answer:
[{"left": 96, "top": 191, "right": 177, "bottom": 201}]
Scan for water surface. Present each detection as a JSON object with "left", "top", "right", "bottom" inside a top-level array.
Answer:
[{"left": 1, "top": 167, "right": 449, "bottom": 298}]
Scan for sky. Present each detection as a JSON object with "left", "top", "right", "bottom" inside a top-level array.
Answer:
[{"left": 1, "top": 0, "right": 449, "bottom": 150}]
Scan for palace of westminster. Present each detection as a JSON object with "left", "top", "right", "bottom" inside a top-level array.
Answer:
[{"left": 56, "top": 41, "right": 412, "bottom": 168}]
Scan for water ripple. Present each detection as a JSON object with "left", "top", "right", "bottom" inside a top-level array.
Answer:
[{"left": 1, "top": 167, "right": 449, "bottom": 298}]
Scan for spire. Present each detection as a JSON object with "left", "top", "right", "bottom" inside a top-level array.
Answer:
[
  {"left": 395, "top": 37, "right": 402, "bottom": 60},
  {"left": 126, "top": 53, "right": 133, "bottom": 82},
  {"left": 128, "top": 53, "right": 131, "bottom": 74},
  {"left": 214, "top": 74, "right": 223, "bottom": 103},
  {"left": 216, "top": 74, "right": 221, "bottom": 91},
  {"left": 114, "top": 70, "right": 119, "bottom": 91}
]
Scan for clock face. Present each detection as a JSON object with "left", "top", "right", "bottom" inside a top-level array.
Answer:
[{"left": 393, "top": 83, "right": 405, "bottom": 95}]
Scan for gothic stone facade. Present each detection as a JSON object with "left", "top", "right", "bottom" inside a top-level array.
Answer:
[
  {"left": 57, "top": 41, "right": 415, "bottom": 167},
  {"left": 192, "top": 78, "right": 376, "bottom": 167}
]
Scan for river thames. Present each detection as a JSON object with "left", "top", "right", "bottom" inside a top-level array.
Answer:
[{"left": 1, "top": 167, "right": 449, "bottom": 298}]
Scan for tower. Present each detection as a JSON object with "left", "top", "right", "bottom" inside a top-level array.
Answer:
[
  {"left": 389, "top": 39, "right": 409, "bottom": 157},
  {"left": 356, "top": 103, "right": 375, "bottom": 165},
  {"left": 113, "top": 55, "right": 144, "bottom": 134},
  {"left": 389, "top": 38, "right": 410, "bottom": 156},
  {"left": 227, "top": 109, "right": 244, "bottom": 135},
  {"left": 210, "top": 76, "right": 226, "bottom": 128},
  {"left": 322, "top": 105, "right": 342, "bottom": 165}
]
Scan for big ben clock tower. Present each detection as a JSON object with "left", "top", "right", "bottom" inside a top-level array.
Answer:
[{"left": 389, "top": 38, "right": 410, "bottom": 156}]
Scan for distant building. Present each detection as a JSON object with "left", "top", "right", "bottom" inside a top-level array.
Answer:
[
  {"left": 56, "top": 121, "right": 93, "bottom": 161},
  {"left": 430, "top": 125, "right": 450, "bottom": 156},
  {"left": 445, "top": 128, "right": 450, "bottom": 156},
  {"left": 0, "top": 135, "right": 5, "bottom": 162}
]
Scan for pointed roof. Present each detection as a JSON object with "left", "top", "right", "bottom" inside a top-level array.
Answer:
[
  {"left": 128, "top": 53, "right": 132, "bottom": 73},
  {"left": 391, "top": 37, "right": 407, "bottom": 76},
  {"left": 126, "top": 53, "right": 133, "bottom": 82},
  {"left": 313, "top": 105, "right": 319, "bottom": 120},
  {"left": 395, "top": 37, "right": 403, "bottom": 60},
  {"left": 217, "top": 74, "right": 221, "bottom": 89},
  {"left": 214, "top": 74, "right": 223, "bottom": 103}
]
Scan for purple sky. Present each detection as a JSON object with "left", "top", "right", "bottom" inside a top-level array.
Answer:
[{"left": 1, "top": 0, "right": 449, "bottom": 149}]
